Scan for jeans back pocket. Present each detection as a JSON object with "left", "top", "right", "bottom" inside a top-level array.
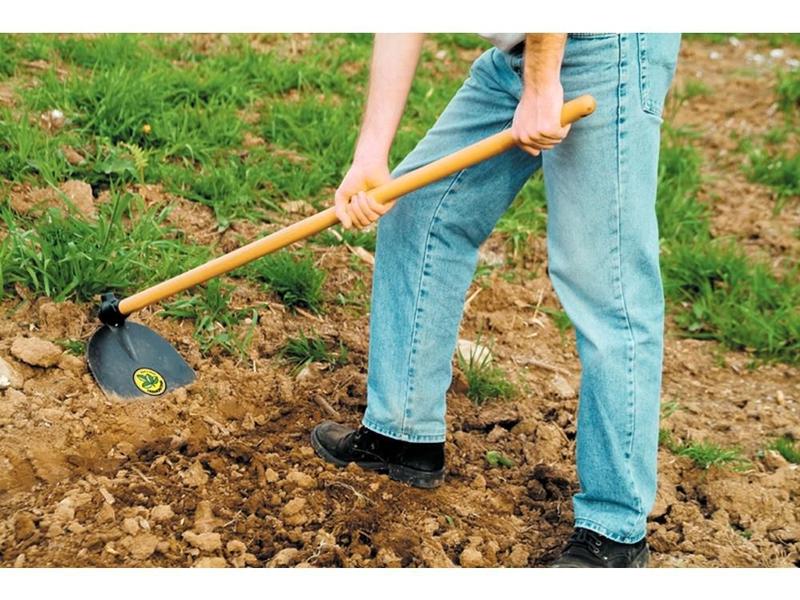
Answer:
[{"left": 637, "top": 33, "right": 681, "bottom": 118}]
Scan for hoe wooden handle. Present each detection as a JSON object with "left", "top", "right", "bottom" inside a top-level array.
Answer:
[{"left": 117, "top": 94, "right": 596, "bottom": 316}]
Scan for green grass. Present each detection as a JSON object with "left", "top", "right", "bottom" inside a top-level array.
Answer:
[
  {"left": 243, "top": 250, "right": 326, "bottom": 313},
  {"left": 0, "top": 191, "right": 208, "bottom": 302},
  {"left": 279, "top": 331, "right": 349, "bottom": 371},
  {"left": 160, "top": 279, "right": 257, "bottom": 357},
  {"left": 777, "top": 69, "right": 800, "bottom": 113},
  {"left": 656, "top": 132, "right": 800, "bottom": 364},
  {"left": 457, "top": 346, "right": 515, "bottom": 405},
  {"left": 496, "top": 175, "right": 547, "bottom": 259},
  {"left": 744, "top": 148, "right": 800, "bottom": 209},
  {"left": 485, "top": 450, "right": 515, "bottom": 468},
  {"left": 770, "top": 436, "right": 800, "bottom": 464},
  {"left": 56, "top": 338, "right": 86, "bottom": 356},
  {"left": 659, "top": 430, "right": 751, "bottom": 471},
  {"left": 678, "top": 79, "right": 713, "bottom": 100}
]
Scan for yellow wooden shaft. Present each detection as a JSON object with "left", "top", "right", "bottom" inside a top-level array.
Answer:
[{"left": 118, "top": 94, "right": 596, "bottom": 316}]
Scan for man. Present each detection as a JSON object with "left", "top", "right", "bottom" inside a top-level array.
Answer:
[{"left": 311, "top": 33, "right": 681, "bottom": 567}]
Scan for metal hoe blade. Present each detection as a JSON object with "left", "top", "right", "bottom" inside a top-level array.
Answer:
[{"left": 87, "top": 321, "right": 195, "bottom": 400}]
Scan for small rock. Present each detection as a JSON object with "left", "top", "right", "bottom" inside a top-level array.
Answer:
[
  {"left": 58, "top": 180, "right": 96, "bottom": 219},
  {"left": 97, "top": 502, "right": 115, "bottom": 523},
  {"left": 268, "top": 547, "right": 299, "bottom": 567},
  {"left": 182, "top": 461, "right": 209, "bottom": 487},
  {"left": 182, "top": 531, "right": 222, "bottom": 552},
  {"left": 709, "top": 50, "right": 722, "bottom": 60},
  {"left": 13, "top": 554, "right": 25, "bottom": 568},
  {"left": 13, "top": 513, "right": 36, "bottom": 541},
  {"left": 506, "top": 544, "right": 529, "bottom": 567},
  {"left": 128, "top": 534, "right": 159, "bottom": 560},
  {"left": 264, "top": 468, "right": 279, "bottom": 483},
  {"left": 550, "top": 374, "right": 575, "bottom": 399},
  {"left": 226, "top": 540, "right": 247, "bottom": 554},
  {"left": 40, "top": 108, "right": 65, "bottom": 132},
  {"left": 285, "top": 470, "right": 315, "bottom": 489},
  {"left": 282, "top": 497, "right": 306, "bottom": 517},
  {"left": 67, "top": 521, "right": 86, "bottom": 534},
  {"left": 0, "top": 357, "right": 24, "bottom": 389},
  {"left": 193, "top": 500, "right": 221, "bottom": 533},
  {"left": 11, "top": 337, "right": 62, "bottom": 368},
  {"left": 122, "top": 517, "right": 140, "bottom": 535},
  {"left": 770, "top": 48, "right": 785, "bottom": 59},
  {"left": 459, "top": 547, "right": 484, "bottom": 568},
  {"left": 53, "top": 497, "right": 76, "bottom": 523},
  {"left": 61, "top": 146, "right": 86, "bottom": 166},
  {"left": 150, "top": 504, "right": 175, "bottom": 523},
  {"left": 194, "top": 557, "right": 227, "bottom": 568},
  {"left": 456, "top": 339, "right": 492, "bottom": 365}
]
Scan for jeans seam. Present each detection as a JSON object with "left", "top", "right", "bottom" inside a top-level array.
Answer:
[
  {"left": 615, "top": 34, "right": 645, "bottom": 537},
  {"left": 399, "top": 168, "right": 467, "bottom": 438}
]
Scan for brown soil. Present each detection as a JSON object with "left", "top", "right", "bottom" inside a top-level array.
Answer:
[{"left": 1, "top": 36, "right": 799, "bottom": 569}]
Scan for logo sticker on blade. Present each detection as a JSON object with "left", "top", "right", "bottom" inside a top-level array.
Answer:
[{"left": 132, "top": 368, "right": 166, "bottom": 396}]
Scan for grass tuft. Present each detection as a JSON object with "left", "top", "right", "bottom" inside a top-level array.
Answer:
[
  {"left": 770, "top": 436, "right": 800, "bottom": 464},
  {"left": 279, "top": 331, "right": 348, "bottom": 371},
  {"left": 457, "top": 345, "right": 515, "bottom": 405},
  {"left": 244, "top": 250, "right": 326, "bottom": 313}
]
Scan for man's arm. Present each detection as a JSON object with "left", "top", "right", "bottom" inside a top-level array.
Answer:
[
  {"left": 511, "top": 33, "right": 570, "bottom": 156},
  {"left": 335, "top": 33, "right": 424, "bottom": 229}
]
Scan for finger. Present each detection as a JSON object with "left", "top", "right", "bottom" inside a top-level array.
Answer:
[
  {"left": 519, "top": 144, "right": 541, "bottom": 157},
  {"left": 334, "top": 189, "right": 353, "bottom": 229},
  {"left": 349, "top": 193, "right": 371, "bottom": 228},
  {"left": 366, "top": 195, "right": 392, "bottom": 216},
  {"left": 357, "top": 193, "right": 381, "bottom": 222}
]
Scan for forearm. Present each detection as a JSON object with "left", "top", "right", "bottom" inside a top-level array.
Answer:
[
  {"left": 354, "top": 33, "right": 424, "bottom": 164},
  {"left": 522, "top": 33, "right": 566, "bottom": 95}
]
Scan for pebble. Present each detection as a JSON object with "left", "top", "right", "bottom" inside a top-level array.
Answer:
[
  {"left": 459, "top": 547, "right": 485, "bottom": 568},
  {"left": 264, "top": 468, "right": 279, "bottom": 483},
  {"left": 122, "top": 517, "right": 140, "bottom": 535},
  {"left": 14, "top": 554, "right": 25, "bottom": 568},
  {"left": 53, "top": 498, "right": 76, "bottom": 523},
  {"left": 182, "top": 531, "right": 222, "bottom": 552},
  {"left": 128, "top": 534, "right": 159, "bottom": 560},
  {"left": 282, "top": 497, "right": 306, "bottom": 517},
  {"left": 0, "top": 357, "right": 23, "bottom": 389},
  {"left": 456, "top": 339, "right": 492, "bottom": 365},
  {"left": 268, "top": 547, "right": 299, "bottom": 567},
  {"left": 10, "top": 337, "right": 62, "bottom": 368},
  {"left": 97, "top": 502, "right": 115, "bottom": 523},
  {"left": 770, "top": 48, "right": 785, "bottom": 59},
  {"left": 182, "top": 461, "right": 209, "bottom": 487},
  {"left": 550, "top": 374, "right": 576, "bottom": 399},
  {"left": 150, "top": 504, "right": 175, "bottom": 522},
  {"left": 226, "top": 540, "right": 246, "bottom": 554},
  {"left": 486, "top": 425, "right": 507, "bottom": 443},
  {"left": 194, "top": 557, "right": 227, "bottom": 568},
  {"left": 709, "top": 50, "right": 722, "bottom": 60},
  {"left": 285, "top": 470, "right": 315, "bottom": 489}
]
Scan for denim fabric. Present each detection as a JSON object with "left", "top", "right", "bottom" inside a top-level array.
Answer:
[{"left": 362, "top": 34, "right": 680, "bottom": 543}]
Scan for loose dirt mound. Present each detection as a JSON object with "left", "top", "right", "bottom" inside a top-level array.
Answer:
[{"left": 1, "top": 36, "right": 799, "bottom": 568}]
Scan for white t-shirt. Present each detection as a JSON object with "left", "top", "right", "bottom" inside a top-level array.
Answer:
[{"left": 478, "top": 33, "right": 525, "bottom": 52}]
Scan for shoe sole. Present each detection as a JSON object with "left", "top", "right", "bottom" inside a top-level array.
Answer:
[
  {"left": 310, "top": 428, "right": 445, "bottom": 490},
  {"left": 631, "top": 545, "right": 650, "bottom": 568}
]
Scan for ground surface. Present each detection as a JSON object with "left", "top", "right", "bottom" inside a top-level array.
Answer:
[{"left": 0, "top": 34, "right": 799, "bottom": 568}]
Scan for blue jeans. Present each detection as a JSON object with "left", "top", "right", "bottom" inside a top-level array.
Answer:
[{"left": 362, "top": 34, "right": 681, "bottom": 543}]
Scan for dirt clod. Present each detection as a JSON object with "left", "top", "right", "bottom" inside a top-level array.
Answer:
[
  {"left": 269, "top": 547, "right": 299, "bottom": 567},
  {"left": 0, "top": 358, "right": 24, "bottom": 389},
  {"left": 194, "top": 557, "right": 227, "bottom": 568},
  {"left": 459, "top": 546, "right": 484, "bottom": 568},
  {"left": 150, "top": 504, "right": 174, "bottom": 522},
  {"left": 11, "top": 337, "right": 62, "bottom": 368},
  {"left": 182, "top": 531, "right": 222, "bottom": 552}
]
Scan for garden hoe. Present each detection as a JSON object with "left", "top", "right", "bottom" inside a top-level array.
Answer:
[{"left": 87, "top": 95, "right": 596, "bottom": 399}]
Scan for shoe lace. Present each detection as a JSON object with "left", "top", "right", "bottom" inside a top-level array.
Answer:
[{"left": 565, "top": 528, "right": 605, "bottom": 556}]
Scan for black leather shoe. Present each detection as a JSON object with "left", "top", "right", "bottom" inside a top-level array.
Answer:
[
  {"left": 550, "top": 527, "right": 649, "bottom": 568},
  {"left": 310, "top": 421, "right": 445, "bottom": 489}
]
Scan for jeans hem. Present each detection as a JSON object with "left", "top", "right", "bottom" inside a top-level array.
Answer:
[
  {"left": 573, "top": 517, "right": 646, "bottom": 545},
  {"left": 362, "top": 416, "right": 446, "bottom": 443}
]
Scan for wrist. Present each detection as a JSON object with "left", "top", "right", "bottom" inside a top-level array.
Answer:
[{"left": 353, "top": 141, "right": 390, "bottom": 166}]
